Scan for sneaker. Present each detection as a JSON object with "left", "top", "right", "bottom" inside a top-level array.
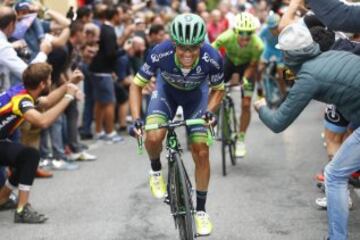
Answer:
[
  {"left": 39, "top": 158, "right": 53, "bottom": 169},
  {"left": 315, "top": 196, "right": 353, "bottom": 209},
  {"left": 51, "top": 159, "right": 79, "bottom": 171},
  {"left": 35, "top": 168, "right": 53, "bottom": 178},
  {"left": 194, "top": 211, "right": 213, "bottom": 236},
  {"left": 0, "top": 198, "right": 17, "bottom": 211},
  {"left": 69, "top": 151, "right": 97, "bottom": 161},
  {"left": 94, "top": 132, "right": 106, "bottom": 141},
  {"left": 235, "top": 141, "right": 247, "bottom": 158},
  {"left": 80, "top": 132, "right": 93, "bottom": 140},
  {"left": 104, "top": 131, "right": 124, "bottom": 144},
  {"left": 149, "top": 170, "right": 166, "bottom": 199},
  {"left": 14, "top": 203, "right": 47, "bottom": 224}
]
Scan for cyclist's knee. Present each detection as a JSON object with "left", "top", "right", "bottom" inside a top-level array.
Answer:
[
  {"left": 191, "top": 144, "right": 209, "bottom": 165},
  {"left": 145, "top": 131, "right": 164, "bottom": 147},
  {"left": 242, "top": 98, "right": 252, "bottom": 109}
]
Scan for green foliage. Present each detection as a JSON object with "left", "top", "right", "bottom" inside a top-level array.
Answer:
[{"left": 207, "top": 0, "right": 220, "bottom": 11}]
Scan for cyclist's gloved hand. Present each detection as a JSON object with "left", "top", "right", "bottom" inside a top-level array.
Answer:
[
  {"left": 128, "top": 118, "right": 144, "bottom": 138},
  {"left": 203, "top": 111, "right": 217, "bottom": 126},
  {"left": 242, "top": 77, "right": 253, "bottom": 92}
]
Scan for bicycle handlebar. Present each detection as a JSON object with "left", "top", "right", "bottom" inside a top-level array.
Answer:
[
  {"left": 144, "top": 119, "right": 206, "bottom": 131},
  {"left": 136, "top": 118, "right": 214, "bottom": 155}
]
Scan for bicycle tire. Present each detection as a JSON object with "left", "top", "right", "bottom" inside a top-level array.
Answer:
[
  {"left": 219, "top": 102, "right": 227, "bottom": 176},
  {"left": 228, "top": 102, "right": 237, "bottom": 166},
  {"left": 173, "top": 153, "right": 195, "bottom": 240}
]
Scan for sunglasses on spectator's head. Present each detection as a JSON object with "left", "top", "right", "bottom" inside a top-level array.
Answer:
[
  {"left": 176, "top": 44, "right": 201, "bottom": 52},
  {"left": 237, "top": 31, "right": 253, "bottom": 37}
]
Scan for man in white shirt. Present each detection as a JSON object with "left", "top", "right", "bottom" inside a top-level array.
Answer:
[{"left": 0, "top": 6, "right": 52, "bottom": 92}]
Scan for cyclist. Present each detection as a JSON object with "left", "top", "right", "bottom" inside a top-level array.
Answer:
[
  {"left": 129, "top": 13, "right": 224, "bottom": 236},
  {"left": 0, "top": 63, "right": 83, "bottom": 223},
  {"left": 212, "top": 12, "right": 264, "bottom": 158},
  {"left": 258, "top": 12, "right": 286, "bottom": 100}
]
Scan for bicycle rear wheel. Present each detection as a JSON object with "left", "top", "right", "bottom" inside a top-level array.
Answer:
[{"left": 172, "top": 153, "right": 195, "bottom": 240}]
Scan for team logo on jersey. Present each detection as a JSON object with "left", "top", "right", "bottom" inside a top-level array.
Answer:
[
  {"left": 196, "top": 66, "right": 202, "bottom": 74},
  {"left": 142, "top": 63, "right": 153, "bottom": 75},
  {"left": 0, "top": 115, "right": 16, "bottom": 130},
  {"left": 185, "top": 15, "right": 193, "bottom": 22},
  {"left": 202, "top": 53, "right": 220, "bottom": 70},
  {"left": 151, "top": 50, "right": 174, "bottom": 63},
  {"left": 151, "top": 91, "right": 158, "bottom": 99}
]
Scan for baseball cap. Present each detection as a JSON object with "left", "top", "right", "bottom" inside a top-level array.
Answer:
[
  {"left": 275, "top": 23, "right": 314, "bottom": 51},
  {"left": 14, "top": 1, "right": 31, "bottom": 12}
]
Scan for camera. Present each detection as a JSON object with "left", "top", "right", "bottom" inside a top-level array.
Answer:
[{"left": 16, "top": 47, "right": 32, "bottom": 63}]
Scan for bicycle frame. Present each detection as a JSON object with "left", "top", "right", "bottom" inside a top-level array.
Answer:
[{"left": 137, "top": 119, "right": 212, "bottom": 239}]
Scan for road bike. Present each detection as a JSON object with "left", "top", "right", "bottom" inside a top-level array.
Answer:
[
  {"left": 137, "top": 119, "right": 213, "bottom": 240},
  {"left": 216, "top": 83, "right": 238, "bottom": 176}
]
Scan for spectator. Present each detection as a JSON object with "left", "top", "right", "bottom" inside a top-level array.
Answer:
[
  {"left": 207, "top": 9, "right": 228, "bottom": 43},
  {"left": 0, "top": 6, "right": 52, "bottom": 92},
  {"left": 116, "top": 36, "right": 146, "bottom": 131},
  {"left": 89, "top": 6, "right": 123, "bottom": 143},
  {"left": 254, "top": 23, "right": 360, "bottom": 240},
  {"left": 0, "top": 62, "right": 84, "bottom": 223},
  {"left": 307, "top": 0, "right": 360, "bottom": 32},
  {"left": 76, "top": 5, "right": 93, "bottom": 24}
]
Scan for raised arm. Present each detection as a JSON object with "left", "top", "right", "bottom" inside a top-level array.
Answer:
[{"left": 307, "top": 0, "right": 360, "bottom": 32}]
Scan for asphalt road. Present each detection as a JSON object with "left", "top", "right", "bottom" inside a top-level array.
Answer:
[{"left": 1, "top": 99, "right": 360, "bottom": 240}]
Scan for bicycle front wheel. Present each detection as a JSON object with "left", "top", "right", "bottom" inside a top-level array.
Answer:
[
  {"left": 219, "top": 102, "right": 227, "bottom": 176},
  {"left": 173, "top": 153, "right": 195, "bottom": 240}
]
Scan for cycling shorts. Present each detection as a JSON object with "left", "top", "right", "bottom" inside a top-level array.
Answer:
[
  {"left": 146, "top": 76, "right": 209, "bottom": 144},
  {"left": 261, "top": 48, "right": 284, "bottom": 68},
  {"left": 224, "top": 57, "right": 254, "bottom": 98}
]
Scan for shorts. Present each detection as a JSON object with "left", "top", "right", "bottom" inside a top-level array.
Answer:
[
  {"left": 224, "top": 56, "right": 254, "bottom": 98},
  {"left": 146, "top": 76, "right": 209, "bottom": 144},
  {"left": 324, "top": 105, "right": 349, "bottom": 134},
  {"left": 261, "top": 48, "right": 284, "bottom": 68},
  {"left": 92, "top": 74, "right": 116, "bottom": 104},
  {"left": 114, "top": 82, "right": 128, "bottom": 104}
]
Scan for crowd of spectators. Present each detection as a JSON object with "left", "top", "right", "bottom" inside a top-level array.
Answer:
[{"left": 1, "top": 1, "right": 360, "bottom": 238}]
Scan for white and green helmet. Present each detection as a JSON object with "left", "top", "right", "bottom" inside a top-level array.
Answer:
[{"left": 170, "top": 13, "right": 206, "bottom": 46}]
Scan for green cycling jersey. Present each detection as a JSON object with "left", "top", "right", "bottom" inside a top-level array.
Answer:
[{"left": 212, "top": 29, "right": 264, "bottom": 66}]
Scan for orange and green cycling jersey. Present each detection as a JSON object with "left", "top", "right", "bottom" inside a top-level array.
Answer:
[{"left": 212, "top": 29, "right": 264, "bottom": 66}]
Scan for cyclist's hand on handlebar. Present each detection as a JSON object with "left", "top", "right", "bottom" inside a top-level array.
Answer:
[
  {"left": 242, "top": 77, "right": 253, "bottom": 91},
  {"left": 128, "top": 118, "right": 144, "bottom": 138},
  {"left": 254, "top": 98, "right": 267, "bottom": 112},
  {"left": 203, "top": 111, "right": 217, "bottom": 126}
]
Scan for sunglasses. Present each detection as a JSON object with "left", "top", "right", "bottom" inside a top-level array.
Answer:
[
  {"left": 237, "top": 31, "right": 253, "bottom": 37},
  {"left": 176, "top": 44, "right": 201, "bottom": 52}
]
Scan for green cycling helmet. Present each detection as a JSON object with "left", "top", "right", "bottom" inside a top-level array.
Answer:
[
  {"left": 235, "top": 12, "right": 258, "bottom": 33},
  {"left": 170, "top": 13, "right": 206, "bottom": 46}
]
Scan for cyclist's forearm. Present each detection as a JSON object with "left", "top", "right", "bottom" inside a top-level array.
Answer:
[
  {"left": 129, "top": 82, "right": 143, "bottom": 120},
  {"left": 208, "top": 89, "right": 224, "bottom": 112}
]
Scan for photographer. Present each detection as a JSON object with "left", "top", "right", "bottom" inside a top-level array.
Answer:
[{"left": 0, "top": 6, "right": 52, "bottom": 92}]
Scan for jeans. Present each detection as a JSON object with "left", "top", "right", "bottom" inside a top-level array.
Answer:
[
  {"left": 325, "top": 127, "right": 360, "bottom": 240},
  {"left": 40, "top": 115, "right": 67, "bottom": 160},
  {"left": 65, "top": 100, "right": 82, "bottom": 153},
  {"left": 81, "top": 71, "right": 94, "bottom": 135}
]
